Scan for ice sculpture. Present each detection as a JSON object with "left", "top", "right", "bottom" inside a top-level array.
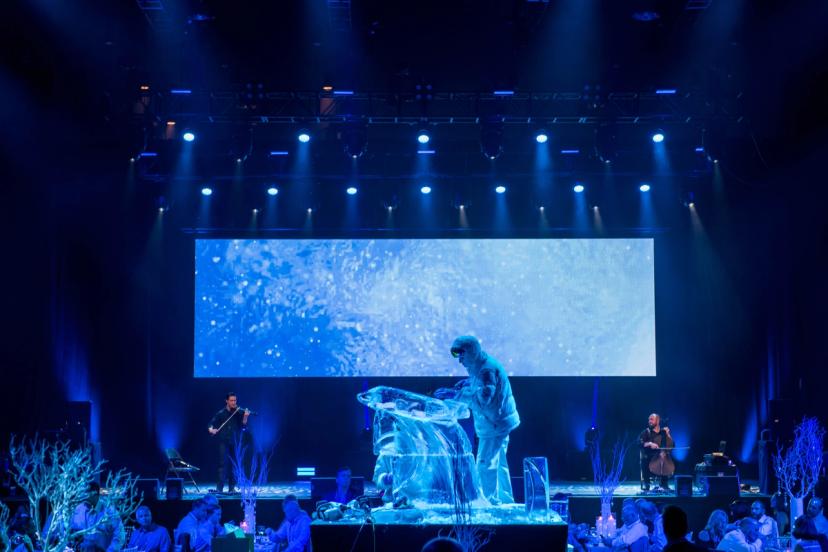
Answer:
[{"left": 358, "top": 386, "right": 486, "bottom": 508}]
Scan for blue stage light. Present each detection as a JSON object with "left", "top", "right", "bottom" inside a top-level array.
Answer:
[
  {"left": 267, "top": 187, "right": 279, "bottom": 196},
  {"left": 420, "top": 186, "right": 432, "bottom": 195},
  {"left": 182, "top": 131, "right": 195, "bottom": 142},
  {"left": 535, "top": 132, "right": 548, "bottom": 144},
  {"left": 417, "top": 131, "right": 430, "bottom": 144},
  {"left": 652, "top": 132, "right": 665, "bottom": 143},
  {"left": 495, "top": 185, "right": 506, "bottom": 194},
  {"left": 298, "top": 132, "right": 310, "bottom": 143},
  {"left": 573, "top": 184, "right": 585, "bottom": 193},
  {"left": 346, "top": 187, "right": 357, "bottom": 195},
  {"left": 639, "top": 184, "right": 651, "bottom": 192},
  {"left": 201, "top": 187, "right": 213, "bottom": 196}
]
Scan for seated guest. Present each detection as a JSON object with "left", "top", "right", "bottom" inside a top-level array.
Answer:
[
  {"left": 568, "top": 523, "right": 591, "bottom": 552},
  {"left": 174, "top": 499, "right": 209, "bottom": 552},
  {"left": 421, "top": 536, "right": 463, "bottom": 552},
  {"left": 750, "top": 501, "right": 778, "bottom": 546},
  {"left": 640, "top": 500, "right": 667, "bottom": 552},
  {"left": 807, "top": 498, "right": 828, "bottom": 536},
  {"left": 770, "top": 494, "right": 789, "bottom": 536},
  {"left": 605, "top": 505, "right": 649, "bottom": 552},
  {"left": 128, "top": 506, "right": 172, "bottom": 552},
  {"left": 266, "top": 495, "right": 311, "bottom": 552},
  {"left": 199, "top": 496, "right": 226, "bottom": 539},
  {"left": 716, "top": 518, "right": 762, "bottom": 552},
  {"left": 199, "top": 504, "right": 227, "bottom": 544},
  {"left": 696, "top": 510, "right": 729, "bottom": 549},
  {"left": 793, "top": 515, "right": 828, "bottom": 552},
  {"left": 323, "top": 467, "right": 358, "bottom": 503},
  {"left": 663, "top": 505, "right": 707, "bottom": 552},
  {"left": 7, "top": 507, "right": 38, "bottom": 552},
  {"left": 42, "top": 482, "right": 125, "bottom": 552}
]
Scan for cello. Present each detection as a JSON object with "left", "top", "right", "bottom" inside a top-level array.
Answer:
[{"left": 648, "top": 426, "right": 676, "bottom": 478}]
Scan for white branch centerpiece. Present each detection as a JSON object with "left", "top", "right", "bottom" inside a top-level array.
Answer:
[
  {"left": 589, "top": 436, "right": 632, "bottom": 538},
  {"left": 230, "top": 435, "right": 272, "bottom": 535},
  {"left": 773, "top": 417, "right": 825, "bottom": 526},
  {"left": 8, "top": 436, "right": 141, "bottom": 552}
]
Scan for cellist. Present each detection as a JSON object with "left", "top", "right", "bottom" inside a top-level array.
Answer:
[{"left": 639, "top": 413, "right": 674, "bottom": 491}]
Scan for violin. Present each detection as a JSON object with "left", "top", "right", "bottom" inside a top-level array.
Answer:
[{"left": 648, "top": 426, "right": 676, "bottom": 477}]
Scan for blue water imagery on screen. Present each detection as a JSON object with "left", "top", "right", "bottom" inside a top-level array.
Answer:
[{"left": 194, "top": 239, "right": 655, "bottom": 377}]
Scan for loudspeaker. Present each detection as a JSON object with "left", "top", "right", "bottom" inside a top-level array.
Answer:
[
  {"left": 212, "top": 536, "right": 253, "bottom": 552},
  {"left": 166, "top": 478, "right": 183, "bottom": 500},
  {"left": 675, "top": 475, "right": 693, "bottom": 497},
  {"left": 135, "top": 478, "right": 159, "bottom": 501},
  {"left": 705, "top": 475, "right": 740, "bottom": 498}
]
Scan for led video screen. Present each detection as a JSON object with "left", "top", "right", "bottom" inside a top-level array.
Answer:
[{"left": 195, "top": 239, "right": 655, "bottom": 377}]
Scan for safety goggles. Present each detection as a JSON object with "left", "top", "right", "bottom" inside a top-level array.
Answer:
[{"left": 450, "top": 347, "right": 463, "bottom": 358}]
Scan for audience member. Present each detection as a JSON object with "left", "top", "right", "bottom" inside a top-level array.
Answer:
[
  {"left": 716, "top": 517, "right": 762, "bottom": 552},
  {"left": 174, "top": 499, "right": 210, "bottom": 552},
  {"left": 267, "top": 495, "right": 311, "bottom": 552},
  {"left": 421, "top": 536, "right": 463, "bottom": 552},
  {"left": 323, "top": 467, "right": 358, "bottom": 503},
  {"left": 663, "top": 505, "right": 707, "bottom": 552},
  {"left": 42, "top": 482, "right": 125, "bottom": 552},
  {"left": 750, "top": 501, "right": 779, "bottom": 546},
  {"left": 606, "top": 505, "right": 649, "bottom": 552},
  {"left": 697, "top": 510, "right": 729, "bottom": 549},
  {"left": 128, "top": 505, "right": 172, "bottom": 552},
  {"left": 792, "top": 515, "right": 828, "bottom": 552},
  {"left": 639, "top": 500, "right": 667, "bottom": 552},
  {"left": 770, "top": 494, "right": 789, "bottom": 536},
  {"left": 807, "top": 498, "right": 828, "bottom": 537}
]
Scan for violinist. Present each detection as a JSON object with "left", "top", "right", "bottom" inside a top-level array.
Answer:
[
  {"left": 208, "top": 392, "right": 251, "bottom": 494},
  {"left": 640, "top": 413, "right": 674, "bottom": 491}
]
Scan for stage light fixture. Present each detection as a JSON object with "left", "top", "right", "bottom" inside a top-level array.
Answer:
[
  {"left": 342, "top": 124, "right": 367, "bottom": 159},
  {"left": 639, "top": 184, "right": 651, "bottom": 192},
  {"left": 182, "top": 131, "right": 195, "bottom": 142},
  {"left": 652, "top": 131, "right": 665, "bottom": 143},
  {"left": 573, "top": 184, "right": 585, "bottom": 193},
  {"left": 346, "top": 187, "right": 358, "bottom": 195},
  {"left": 595, "top": 124, "right": 618, "bottom": 164},
  {"left": 201, "top": 187, "right": 213, "bottom": 196},
  {"left": 480, "top": 121, "right": 504, "bottom": 160},
  {"left": 298, "top": 131, "right": 311, "bottom": 143},
  {"left": 535, "top": 131, "right": 548, "bottom": 144},
  {"left": 495, "top": 185, "right": 506, "bottom": 194},
  {"left": 267, "top": 187, "right": 279, "bottom": 196},
  {"left": 420, "top": 186, "right": 432, "bottom": 195},
  {"left": 417, "top": 130, "right": 431, "bottom": 144}
]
